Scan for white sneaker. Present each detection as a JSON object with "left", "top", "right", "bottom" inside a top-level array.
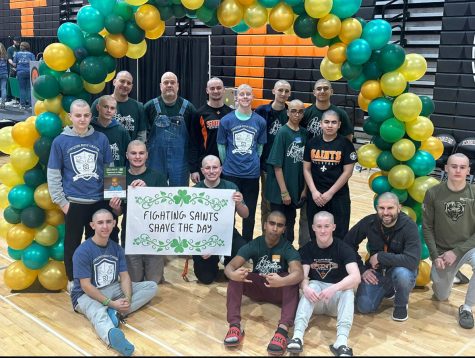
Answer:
[
  {"left": 66, "top": 280, "right": 74, "bottom": 294},
  {"left": 5, "top": 99, "right": 18, "bottom": 106}
]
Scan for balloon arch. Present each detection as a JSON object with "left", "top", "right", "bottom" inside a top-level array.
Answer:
[{"left": 0, "top": 0, "right": 441, "bottom": 290}]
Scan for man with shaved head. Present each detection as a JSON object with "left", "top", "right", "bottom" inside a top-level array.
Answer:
[
  {"left": 144, "top": 71, "right": 197, "bottom": 186},
  {"left": 91, "top": 71, "right": 146, "bottom": 141}
]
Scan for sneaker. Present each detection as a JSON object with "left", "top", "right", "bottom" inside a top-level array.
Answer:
[
  {"left": 66, "top": 280, "right": 74, "bottom": 294},
  {"left": 329, "top": 344, "right": 353, "bottom": 357},
  {"left": 392, "top": 305, "right": 408, "bottom": 321},
  {"left": 5, "top": 99, "right": 18, "bottom": 106},
  {"left": 384, "top": 289, "right": 395, "bottom": 300},
  {"left": 454, "top": 271, "right": 470, "bottom": 285},
  {"left": 224, "top": 324, "right": 244, "bottom": 347},
  {"left": 267, "top": 329, "right": 288, "bottom": 356},
  {"left": 287, "top": 337, "right": 303, "bottom": 353},
  {"left": 108, "top": 328, "right": 135, "bottom": 356},
  {"left": 458, "top": 305, "right": 474, "bottom": 329},
  {"left": 107, "top": 307, "right": 120, "bottom": 328}
]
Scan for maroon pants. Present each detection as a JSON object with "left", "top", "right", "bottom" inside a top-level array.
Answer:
[{"left": 226, "top": 272, "right": 299, "bottom": 327}]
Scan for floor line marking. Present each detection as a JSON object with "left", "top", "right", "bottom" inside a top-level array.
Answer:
[{"left": 124, "top": 322, "right": 184, "bottom": 356}]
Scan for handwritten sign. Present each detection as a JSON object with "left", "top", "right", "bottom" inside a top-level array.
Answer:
[{"left": 125, "top": 187, "right": 235, "bottom": 255}]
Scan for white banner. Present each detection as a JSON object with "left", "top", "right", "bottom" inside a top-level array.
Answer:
[{"left": 125, "top": 187, "right": 235, "bottom": 255}]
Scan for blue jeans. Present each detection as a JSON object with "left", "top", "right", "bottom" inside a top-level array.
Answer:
[
  {"left": 17, "top": 71, "right": 31, "bottom": 106},
  {"left": 356, "top": 267, "right": 417, "bottom": 313},
  {"left": 0, "top": 74, "right": 7, "bottom": 102}
]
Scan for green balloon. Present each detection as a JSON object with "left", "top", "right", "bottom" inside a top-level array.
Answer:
[
  {"left": 232, "top": 20, "right": 250, "bottom": 33},
  {"left": 292, "top": 2, "right": 306, "bottom": 15},
  {"left": 391, "top": 188, "right": 408, "bottom": 203},
  {"left": 362, "top": 60, "right": 383, "bottom": 80},
  {"left": 114, "top": 1, "right": 134, "bottom": 21},
  {"left": 99, "top": 54, "right": 117, "bottom": 74},
  {"left": 84, "top": 34, "right": 106, "bottom": 56},
  {"left": 23, "top": 166, "right": 46, "bottom": 189},
  {"left": 346, "top": 39, "right": 372, "bottom": 66},
  {"left": 123, "top": 20, "right": 146, "bottom": 44},
  {"left": 371, "top": 175, "right": 392, "bottom": 195},
  {"left": 77, "top": 5, "right": 105, "bottom": 34},
  {"left": 33, "top": 75, "right": 60, "bottom": 100},
  {"left": 377, "top": 150, "right": 399, "bottom": 171},
  {"left": 8, "top": 185, "right": 35, "bottom": 210},
  {"left": 196, "top": 6, "right": 214, "bottom": 22},
  {"left": 34, "top": 136, "right": 54, "bottom": 166},
  {"left": 80, "top": 56, "right": 108, "bottom": 84},
  {"left": 61, "top": 95, "right": 76, "bottom": 113},
  {"left": 380, "top": 117, "right": 405, "bottom": 143},
  {"left": 35, "top": 112, "right": 63, "bottom": 138},
  {"left": 406, "top": 150, "right": 435, "bottom": 176},
  {"left": 59, "top": 72, "right": 83, "bottom": 96},
  {"left": 348, "top": 72, "right": 366, "bottom": 91},
  {"left": 419, "top": 95, "right": 435, "bottom": 117},
  {"left": 89, "top": 0, "right": 116, "bottom": 16},
  {"left": 355, "top": 17, "right": 366, "bottom": 29},
  {"left": 8, "top": 247, "right": 23, "bottom": 260},
  {"left": 57, "top": 22, "right": 85, "bottom": 50},
  {"left": 158, "top": 6, "right": 174, "bottom": 21},
  {"left": 293, "top": 14, "right": 317, "bottom": 39},
  {"left": 57, "top": 223, "right": 66, "bottom": 241},
  {"left": 73, "top": 47, "right": 89, "bottom": 62},
  {"left": 186, "top": 9, "right": 197, "bottom": 19},
  {"left": 33, "top": 89, "right": 45, "bottom": 101},
  {"left": 105, "top": 13, "right": 126, "bottom": 34},
  {"left": 49, "top": 238, "right": 64, "bottom": 261},
  {"left": 329, "top": 36, "right": 342, "bottom": 45},
  {"left": 38, "top": 60, "right": 64, "bottom": 80},
  {"left": 377, "top": 43, "right": 406, "bottom": 72},
  {"left": 171, "top": 0, "right": 182, "bottom": 5},
  {"left": 70, "top": 61, "right": 81, "bottom": 74},
  {"left": 204, "top": 11, "right": 219, "bottom": 26},
  {"left": 76, "top": 90, "right": 92, "bottom": 104},
  {"left": 372, "top": 135, "right": 393, "bottom": 151},
  {"left": 4, "top": 206, "right": 22, "bottom": 224},
  {"left": 421, "top": 242, "right": 429, "bottom": 260},
  {"left": 363, "top": 117, "right": 381, "bottom": 136},
  {"left": 173, "top": 4, "right": 186, "bottom": 18},
  {"left": 284, "top": 0, "right": 302, "bottom": 6},
  {"left": 311, "top": 32, "right": 331, "bottom": 48},
  {"left": 368, "top": 97, "right": 393, "bottom": 123},
  {"left": 21, "top": 205, "right": 46, "bottom": 228},
  {"left": 204, "top": 0, "right": 220, "bottom": 8},
  {"left": 330, "top": 0, "right": 361, "bottom": 19},
  {"left": 362, "top": 19, "right": 392, "bottom": 50},
  {"left": 258, "top": 0, "right": 280, "bottom": 6},
  {"left": 22, "top": 242, "right": 50, "bottom": 270},
  {"left": 341, "top": 61, "right": 362, "bottom": 81}
]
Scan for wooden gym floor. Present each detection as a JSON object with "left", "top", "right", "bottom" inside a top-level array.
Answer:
[{"left": 0, "top": 166, "right": 474, "bottom": 356}]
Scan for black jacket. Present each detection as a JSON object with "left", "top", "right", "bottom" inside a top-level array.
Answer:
[{"left": 343, "top": 212, "right": 421, "bottom": 273}]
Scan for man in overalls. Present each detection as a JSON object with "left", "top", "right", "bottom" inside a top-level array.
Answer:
[{"left": 144, "top": 72, "right": 197, "bottom": 186}]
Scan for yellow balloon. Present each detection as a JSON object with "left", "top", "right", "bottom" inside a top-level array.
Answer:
[
  {"left": 388, "top": 164, "right": 415, "bottom": 190},
  {"left": 43, "top": 43, "right": 76, "bottom": 72},
  {"left": 45, "top": 209, "right": 65, "bottom": 226},
  {"left": 391, "top": 138, "right": 416, "bottom": 161},
  {"left": 125, "top": 0, "right": 148, "bottom": 5},
  {"left": 0, "top": 163, "right": 24, "bottom": 187},
  {"left": 217, "top": 0, "right": 244, "bottom": 28},
  {"left": 317, "top": 14, "right": 341, "bottom": 39},
  {"left": 401, "top": 206, "right": 417, "bottom": 222},
  {"left": 126, "top": 40, "right": 147, "bottom": 59},
  {"left": 105, "top": 34, "right": 129, "bottom": 58},
  {"left": 34, "top": 100, "right": 47, "bottom": 115},
  {"left": 420, "top": 136, "right": 444, "bottom": 160},
  {"left": 304, "top": 0, "right": 332, "bottom": 19},
  {"left": 416, "top": 260, "right": 431, "bottom": 287},
  {"left": 357, "top": 143, "right": 381, "bottom": 169},
  {"left": 320, "top": 56, "right": 342, "bottom": 81},
  {"left": 399, "top": 53, "right": 427, "bottom": 82},
  {"left": 0, "top": 184, "right": 11, "bottom": 209},
  {"left": 406, "top": 116, "right": 434, "bottom": 142},
  {"left": 135, "top": 4, "right": 162, "bottom": 31},
  {"left": 10, "top": 147, "right": 39, "bottom": 172},
  {"left": 60, "top": 110, "right": 72, "bottom": 126},
  {"left": 44, "top": 95, "right": 63, "bottom": 114},
  {"left": 83, "top": 80, "right": 106, "bottom": 95},
  {"left": 361, "top": 80, "right": 382, "bottom": 101},
  {"left": 339, "top": 18, "right": 362, "bottom": 44},
  {"left": 244, "top": 3, "right": 268, "bottom": 28},
  {"left": 0, "top": 217, "right": 14, "bottom": 239},
  {"left": 146, "top": 20, "right": 166, "bottom": 40},
  {"left": 4, "top": 260, "right": 38, "bottom": 291},
  {"left": 25, "top": 116, "right": 36, "bottom": 125},
  {"left": 368, "top": 171, "right": 384, "bottom": 190},
  {"left": 269, "top": 3, "right": 294, "bottom": 33},
  {"left": 34, "top": 224, "right": 59, "bottom": 247},
  {"left": 99, "top": 28, "right": 109, "bottom": 37},
  {"left": 380, "top": 71, "right": 407, "bottom": 97},
  {"left": 34, "top": 183, "right": 57, "bottom": 210},
  {"left": 358, "top": 92, "right": 371, "bottom": 112},
  {"left": 105, "top": 70, "right": 116, "bottom": 83},
  {"left": 39, "top": 260, "right": 68, "bottom": 291},
  {"left": 408, "top": 175, "right": 439, "bottom": 203},
  {"left": 7, "top": 223, "right": 36, "bottom": 250},
  {"left": 327, "top": 42, "right": 347, "bottom": 64},
  {"left": 392, "top": 93, "right": 422, "bottom": 123},
  {"left": 0, "top": 126, "right": 18, "bottom": 155},
  {"left": 11, "top": 121, "right": 40, "bottom": 148},
  {"left": 181, "top": 0, "right": 205, "bottom": 10}
]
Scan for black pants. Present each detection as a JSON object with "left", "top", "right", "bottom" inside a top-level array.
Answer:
[
  {"left": 270, "top": 202, "right": 297, "bottom": 244},
  {"left": 306, "top": 194, "right": 351, "bottom": 241},
  {"left": 193, "top": 228, "right": 247, "bottom": 284},
  {"left": 222, "top": 175, "right": 259, "bottom": 242},
  {"left": 64, "top": 201, "right": 120, "bottom": 280}
]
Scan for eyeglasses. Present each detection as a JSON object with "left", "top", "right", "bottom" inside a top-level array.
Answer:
[
  {"left": 289, "top": 109, "right": 304, "bottom": 115},
  {"left": 315, "top": 86, "right": 330, "bottom": 92}
]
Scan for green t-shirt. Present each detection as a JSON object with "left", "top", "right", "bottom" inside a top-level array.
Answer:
[
  {"left": 91, "top": 120, "right": 131, "bottom": 167},
  {"left": 265, "top": 125, "right": 307, "bottom": 204},
  {"left": 127, "top": 167, "right": 167, "bottom": 187},
  {"left": 237, "top": 235, "right": 301, "bottom": 274},
  {"left": 194, "top": 178, "right": 239, "bottom": 191},
  {"left": 301, "top": 103, "right": 353, "bottom": 139}
]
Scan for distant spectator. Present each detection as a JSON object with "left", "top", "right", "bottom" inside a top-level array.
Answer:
[
  {"left": 13, "top": 41, "right": 35, "bottom": 110},
  {"left": 7, "top": 36, "right": 20, "bottom": 78},
  {"left": 0, "top": 42, "right": 8, "bottom": 109}
]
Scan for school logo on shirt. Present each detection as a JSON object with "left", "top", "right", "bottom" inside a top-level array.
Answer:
[
  {"left": 307, "top": 117, "right": 322, "bottom": 136},
  {"left": 94, "top": 257, "right": 116, "bottom": 288},
  {"left": 310, "top": 259, "right": 338, "bottom": 279},
  {"left": 70, "top": 148, "right": 99, "bottom": 181},
  {"left": 310, "top": 149, "right": 342, "bottom": 166},
  {"left": 269, "top": 119, "right": 282, "bottom": 136},
  {"left": 115, "top": 114, "right": 135, "bottom": 131},
  {"left": 110, "top": 143, "right": 120, "bottom": 162},
  {"left": 287, "top": 142, "right": 304, "bottom": 163},
  {"left": 444, "top": 200, "right": 465, "bottom": 221},
  {"left": 255, "top": 255, "right": 281, "bottom": 274},
  {"left": 232, "top": 128, "right": 254, "bottom": 155}
]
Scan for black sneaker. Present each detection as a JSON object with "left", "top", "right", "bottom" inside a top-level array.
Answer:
[
  {"left": 384, "top": 289, "right": 395, "bottom": 300},
  {"left": 287, "top": 337, "right": 303, "bottom": 353},
  {"left": 329, "top": 344, "right": 353, "bottom": 357},
  {"left": 458, "top": 305, "right": 474, "bottom": 329},
  {"left": 454, "top": 271, "right": 470, "bottom": 285},
  {"left": 392, "top": 305, "right": 408, "bottom": 321}
]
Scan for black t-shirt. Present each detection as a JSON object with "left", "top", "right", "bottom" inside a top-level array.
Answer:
[
  {"left": 299, "top": 239, "right": 357, "bottom": 283},
  {"left": 303, "top": 134, "right": 357, "bottom": 196}
]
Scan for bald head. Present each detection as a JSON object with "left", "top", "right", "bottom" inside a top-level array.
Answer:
[{"left": 160, "top": 72, "right": 179, "bottom": 103}]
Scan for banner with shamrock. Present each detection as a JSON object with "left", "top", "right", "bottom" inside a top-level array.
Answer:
[{"left": 125, "top": 187, "right": 235, "bottom": 255}]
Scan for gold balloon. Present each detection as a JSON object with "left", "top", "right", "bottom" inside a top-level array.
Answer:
[
  {"left": 237, "top": 0, "right": 254, "bottom": 5},
  {"left": 126, "top": 40, "right": 148, "bottom": 59},
  {"left": 25, "top": 116, "right": 36, "bottom": 125},
  {"left": 304, "top": 0, "right": 332, "bottom": 19},
  {"left": 11, "top": 121, "right": 40, "bottom": 148},
  {"left": 181, "top": 0, "right": 205, "bottom": 10},
  {"left": 135, "top": 4, "right": 162, "bottom": 31},
  {"left": 45, "top": 209, "right": 65, "bottom": 226},
  {"left": 99, "top": 28, "right": 109, "bottom": 38},
  {"left": 357, "top": 143, "right": 381, "bottom": 169},
  {"left": 408, "top": 175, "right": 439, "bottom": 203},
  {"left": 34, "top": 183, "right": 57, "bottom": 210},
  {"left": 0, "top": 126, "right": 18, "bottom": 155},
  {"left": 39, "top": 260, "right": 68, "bottom": 291},
  {"left": 83, "top": 80, "right": 106, "bottom": 95},
  {"left": 357, "top": 92, "right": 371, "bottom": 112},
  {"left": 217, "top": 0, "right": 244, "bottom": 28},
  {"left": 388, "top": 164, "right": 415, "bottom": 190},
  {"left": 391, "top": 138, "right": 416, "bottom": 161},
  {"left": 59, "top": 110, "right": 72, "bottom": 126},
  {"left": 0, "top": 184, "right": 11, "bottom": 209},
  {"left": 317, "top": 14, "right": 342, "bottom": 39},
  {"left": 380, "top": 71, "right": 407, "bottom": 97},
  {"left": 415, "top": 260, "right": 431, "bottom": 287},
  {"left": 269, "top": 3, "right": 294, "bottom": 33},
  {"left": 0, "top": 163, "right": 24, "bottom": 187},
  {"left": 401, "top": 206, "right": 417, "bottom": 222},
  {"left": 368, "top": 171, "right": 384, "bottom": 190},
  {"left": 0, "top": 217, "right": 14, "bottom": 238},
  {"left": 320, "top": 56, "right": 342, "bottom": 81},
  {"left": 361, "top": 80, "right": 383, "bottom": 101},
  {"left": 392, "top": 93, "right": 422, "bottom": 123},
  {"left": 406, "top": 116, "right": 434, "bottom": 142},
  {"left": 244, "top": 3, "right": 268, "bottom": 28},
  {"left": 339, "top": 18, "right": 362, "bottom": 44},
  {"left": 4, "top": 261, "right": 38, "bottom": 291},
  {"left": 105, "top": 34, "right": 129, "bottom": 58},
  {"left": 105, "top": 70, "right": 116, "bottom": 83},
  {"left": 399, "top": 53, "right": 427, "bottom": 82},
  {"left": 43, "top": 43, "right": 76, "bottom": 72},
  {"left": 146, "top": 20, "right": 166, "bottom": 40},
  {"left": 420, "top": 136, "right": 444, "bottom": 160},
  {"left": 44, "top": 95, "right": 63, "bottom": 114},
  {"left": 34, "top": 100, "right": 46, "bottom": 115},
  {"left": 327, "top": 42, "right": 347, "bottom": 64},
  {"left": 125, "top": 0, "right": 148, "bottom": 5},
  {"left": 34, "top": 224, "right": 59, "bottom": 247},
  {"left": 10, "top": 147, "right": 39, "bottom": 172},
  {"left": 7, "top": 223, "right": 36, "bottom": 250}
]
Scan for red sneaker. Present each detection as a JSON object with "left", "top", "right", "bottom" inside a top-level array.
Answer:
[
  {"left": 267, "top": 330, "right": 287, "bottom": 356},
  {"left": 224, "top": 325, "right": 244, "bottom": 347}
]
